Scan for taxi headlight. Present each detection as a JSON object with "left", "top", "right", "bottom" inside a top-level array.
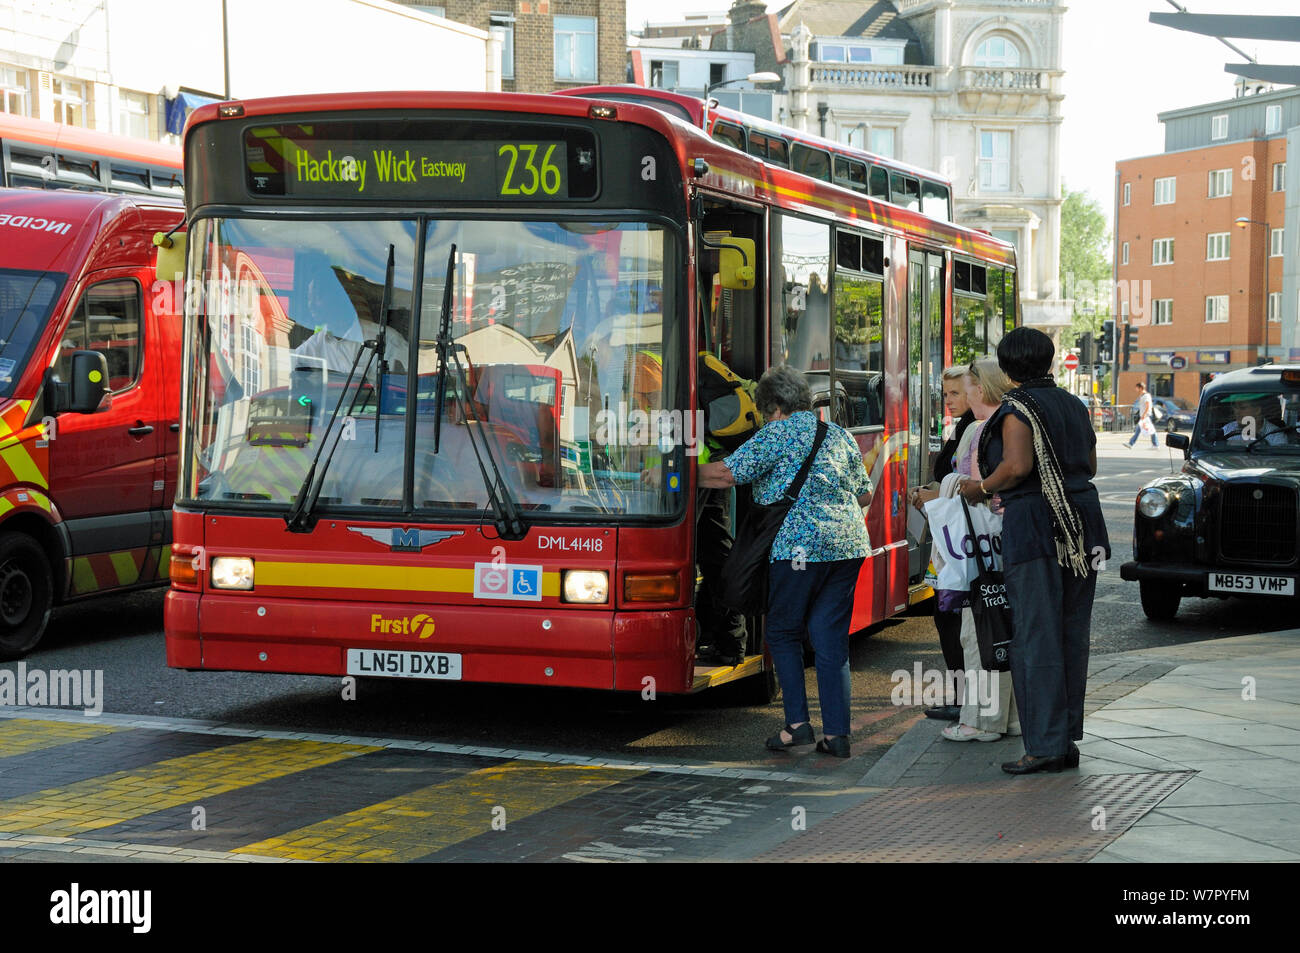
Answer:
[
  {"left": 1137, "top": 487, "right": 1170, "bottom": 519},
  {"left": 211, "top": 556, "right": 255, "bottom": 590},
  {"left": 563, "top": 570, "right": 609, "bottom": 604}
]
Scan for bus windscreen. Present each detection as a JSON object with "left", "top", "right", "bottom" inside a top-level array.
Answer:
[{"left": 244, "top": 121, "right": 599, "bottom": 201}]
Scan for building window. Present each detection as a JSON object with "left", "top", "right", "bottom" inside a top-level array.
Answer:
[
  {"left": 1206, "top": 232, "right": 1231, "bottom": 261},
  {"left": 1211, "top": 113, "right": 1228, "bottom": 140},
  {"left": 816, "top": 42, "right": 901, "bottom": 65},
  {"left": 490, "top": 13, "right": 514, "bottom": 80},
  {"left": 1266, "top": 104, "right": 1283, "bottom": 135},
  {"left": 1274, "top": 161, "right": 1287, "bottom": 192},
  {"left": 1121, "top": 241, "right": 1130, "bottom": 266},
  {"left": 1, "top": 66, "right": 28, "bottom": 116},
  {"left": 1153, "top": 176, "right": 1176, "bottom": 205},
  {"left": 1269, "top": 291, "right": 1282, "bottom": 323},
  {"left": 52, "top": 77, "right": 86, "bottom": 127},
  {"left": 973, "top": 36, "right": 1021, "bottom": 68},
  {"left": 1272, "top": 227, "right": 1285, "bottom": 257},
  {"left": 1208, "top": 168, "right": 1232, "bottom": 198},
  {"left": 117, "top": 90, "right": 150, "bottom": 139},
  {"left": 649, "top": 60, "right": 679, "bottom": 89},
  {"left": 870, "top": 127, "right": 895, "bottom": 158},
  {"left": 1152, "top": 238, "right": 1174, "bottom": 266},
  {"left": 1153, "top": 299, "right": 1173, "bottom": 326},
  {"left": 977, "top": 130, "right": 1011, "bottom": 191},
  {"left": 1123, "top": 182, "right": 1131, "bottom": 206},
  {"left": 710, "top": 63, "right": 726, "bottom": 86},
  {"left": 1205, "top": 295, "right": 1229, "bottom": 323},
  {"left": 554, "top": 15, "right": 597, "bottom": 82}
]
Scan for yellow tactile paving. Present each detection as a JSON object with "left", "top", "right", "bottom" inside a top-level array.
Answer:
[
  {"left": 0, "top": 717, "right": 124, "bottom": 758},
  {"left": 235, "top": 761, "right": 639, "bottom": 862},
  {"left": 0, "top": 737, "right": 379, "bottom": 838}
]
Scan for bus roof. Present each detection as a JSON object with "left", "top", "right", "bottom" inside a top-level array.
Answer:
[
  {"left": 186, "top": 90, "right": 1012, "bottom": 266},
  {"left": 0, "top": 113, "right": 181, "bottom": 169}
]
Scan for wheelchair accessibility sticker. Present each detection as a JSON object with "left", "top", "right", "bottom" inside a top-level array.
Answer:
[{"left": 473, "top": 562, "right": 543, "bottom": 601}]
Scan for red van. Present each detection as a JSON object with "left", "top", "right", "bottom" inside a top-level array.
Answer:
[{"left": 0, "top": 188, "right": 183, "bottom": 658}]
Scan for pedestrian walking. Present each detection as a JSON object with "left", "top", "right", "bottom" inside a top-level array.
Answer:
[
  {"left": 699, "top": 365, "right": 872, "bottom": 758},
  {"left": 1125, "top": 382, "right": 1159, "bottom": 449},
  {"left": 957, "top": 328, "right": 1110, "bottom": 774}
]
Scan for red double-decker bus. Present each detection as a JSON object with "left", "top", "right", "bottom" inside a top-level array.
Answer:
[
  {"left": 164, "top": 90, "right": 1017, "bottom": 699},
  {"left": 0, "top": 113, "right": 182, "bottom": 197}
]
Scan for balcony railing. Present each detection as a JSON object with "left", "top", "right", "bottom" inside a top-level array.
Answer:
[
  {"left": 809, "top": 65, "right": 936, "bottom": 89},
  {"left": 961, "top": 68, "right": 1046, "bottom": 90},
  {"left": 895, "top": 0, "right": 1055, "bottom": 9}
]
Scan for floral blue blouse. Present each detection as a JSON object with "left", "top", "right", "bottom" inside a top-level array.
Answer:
[{"left": 725, "top": 411, "right": 873, "bottom": 562}]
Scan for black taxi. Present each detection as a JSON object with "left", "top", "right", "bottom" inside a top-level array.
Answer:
[{"left": 1121, "top": 365, "right": 1300, "bottom": 620}]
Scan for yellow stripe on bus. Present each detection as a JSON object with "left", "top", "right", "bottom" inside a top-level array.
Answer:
[
  {"left": 0, "top": 738, "right": 378, "bottom": 838},
  {"left": 234, "top": 761, "right": 637, "bottom": 862},
  {"left": 0, "top": 718, "right": 124, "bottom": 760},
  {"left": 256, "top": 561, "right": 561, "bottom": 596}
]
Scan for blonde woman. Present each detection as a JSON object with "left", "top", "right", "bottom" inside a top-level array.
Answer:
[{"left": 942, "top": 357, "right": 1021, "bottom": 742}]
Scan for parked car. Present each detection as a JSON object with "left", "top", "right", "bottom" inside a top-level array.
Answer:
[
  {"left": 1121, "top": 365, "right": 1300, "bottom": 620},
  {"left": 1075, "top": 394, "right": 1115, "bottom": 425},
  {"left": 1150, "top": 395, "right": 1197, "bottom": 433}
]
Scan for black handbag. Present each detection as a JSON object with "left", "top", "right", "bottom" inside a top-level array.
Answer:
[
  {"left": 961, "top": 498, "right": 1014, "bottom": 672},
  {"left": 719, "top": 421, "right": 828, "bottom": 614}
]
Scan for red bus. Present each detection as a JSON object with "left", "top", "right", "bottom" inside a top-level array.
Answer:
[
  {"left": 0, "top": 113, "right": 183, "bottom": 198},
  {"left": 164, "top": 90, "right": 1017, "bottom": 699}
]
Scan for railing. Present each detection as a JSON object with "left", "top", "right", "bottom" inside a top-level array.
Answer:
[
  {"left": 809, "top": 65, "right": 936, "bottom": 89},
  {"left": 961, "top": 68, "right": 1045, "bottom": 90},
  {"left": 895, "top": 0, "right": 1056, "bottom": 9}
]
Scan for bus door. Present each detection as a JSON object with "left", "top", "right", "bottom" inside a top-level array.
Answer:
[{"left": 906, "top": 247, "right": 945, "bottom": 580}]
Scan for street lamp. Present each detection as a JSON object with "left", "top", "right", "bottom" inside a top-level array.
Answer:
[
  {"left": 1235, "top": 216, "right": 1272, "bottom": 364},
  {"left": 703, "top": 71, "right": 780, "bottom": 126}
]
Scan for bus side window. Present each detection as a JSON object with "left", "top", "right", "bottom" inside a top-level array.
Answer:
[
  {"left": 833, "top": 231, "right": 886, "bottom": 430},
  {"left": 766, "top": 136, "right": 790, "bottom": 168},
  {"left": 868, "top": 165, "right": 890, "bottom": 201},
  {"left": 922, "top": 180, "right": 951, "bottom": 221},
  {"left": 747, "top": 132, "right": 768, "bottom": 160},
  {"left": 890, "top": 173, "right": 920, "bottom": 212},
  {"left": 770, "top": 212, "right": 831, "bottom": 389},
  {"left": 712, "top": 122, "right": 745, "bottom": 152},
  {"left": 834, "top": 156, "right": 867, "bottom": 193},
  {"left": 792, "top": 144, "right": 830, "bottom": 182}
]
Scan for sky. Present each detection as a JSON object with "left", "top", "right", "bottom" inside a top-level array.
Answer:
[{"left": 624, "top": 0, "right": 1300, "bottom": 227}]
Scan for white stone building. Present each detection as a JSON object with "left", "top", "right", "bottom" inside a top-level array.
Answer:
[
  {"left": 779, "top": 0, "right": 1070, "bottom": 334},
  {"left": 0, "top": 0, "right": 499, "bottom": 144}
]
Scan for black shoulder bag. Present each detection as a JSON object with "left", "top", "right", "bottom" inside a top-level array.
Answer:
[
  {"left": 719, "top": 420, "right": 828, "bottom": 614},
  {"left": 961, "top": 498, "right": 1014, "bottom": 672}
]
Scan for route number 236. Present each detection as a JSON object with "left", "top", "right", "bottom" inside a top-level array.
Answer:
[{"left": 498, "top": 143, "right": 561, "bottom": 196}]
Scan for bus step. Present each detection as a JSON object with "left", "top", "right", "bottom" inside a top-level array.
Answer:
[
  {"left": 908, "top": 583, "right": 935, "bottom": 605},
  {"left": 690, "top": 654, "right": 765, "bottom": 692}
]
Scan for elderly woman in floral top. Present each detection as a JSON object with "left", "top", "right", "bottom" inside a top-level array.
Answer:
[{"left": 699, "top": 365, "right": 873, "bottom": 758}]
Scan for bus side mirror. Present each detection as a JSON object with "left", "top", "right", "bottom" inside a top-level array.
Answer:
[
  {"left": 153, "top": 230, "right": 187, "bottom": 284},
  {"left": 718, "top": 237, "right": 756, "bottom": 290},
  {"left": 68, "top": 350, "right": 111, "bottom": 414}
]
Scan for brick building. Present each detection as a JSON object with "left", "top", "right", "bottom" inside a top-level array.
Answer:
[
  {"left": 1115, "top": 84, "right": 1299, "bottom": 405},
  {"left": 399, "top": 1, "right": 627, "bottom": 93}
]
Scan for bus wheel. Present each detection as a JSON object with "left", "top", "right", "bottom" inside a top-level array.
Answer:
[{"left": 0, "top": 533, "right": 53, "bottom": 661}]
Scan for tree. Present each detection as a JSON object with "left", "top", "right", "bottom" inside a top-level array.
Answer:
[{"left": 1059, "top": 185, "right": 1112, "bottom": 340}]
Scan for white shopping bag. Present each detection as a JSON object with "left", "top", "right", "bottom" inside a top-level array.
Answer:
[
  {"left": 923, "top": 495, "right": 1003, "bottom": 611},
  {"left": 1139, "top": 416, "right": 1156, "bottom": 435}
]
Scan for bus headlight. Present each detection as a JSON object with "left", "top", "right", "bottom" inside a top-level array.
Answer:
[
  {"left": 211, "top": 557, "right": 255, "bottom": 590},
  {"left": 1138, "top": 488, "right": 1170, "bottom": 519},
  {"left": 562, "top": 570, "right": 608, "bottom": 604}
]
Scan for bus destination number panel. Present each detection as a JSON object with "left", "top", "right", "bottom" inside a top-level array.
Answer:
[{"left": 243, "top": 120, "right": 599, "bottom": 201}]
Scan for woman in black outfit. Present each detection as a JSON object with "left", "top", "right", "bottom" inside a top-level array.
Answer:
[{"left": 957, "top": 328, "right": 1110, "bottom": 774}]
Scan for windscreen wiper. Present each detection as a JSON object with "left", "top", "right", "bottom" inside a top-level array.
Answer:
[
  {"left": 431, "top": 244, "right": 527, "bottom": 541},
  {"left": 373, "top": 244, "right": 395, "bottom": 452}
]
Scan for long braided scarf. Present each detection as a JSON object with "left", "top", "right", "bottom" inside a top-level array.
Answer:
[{"left": 982, "top": 381, "right": 1090, "bottom": 577}]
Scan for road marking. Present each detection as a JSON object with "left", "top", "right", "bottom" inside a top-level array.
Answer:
[
  {"left": 0, "top": 831, "right": 298, "bottom": 862},
  {"left": 235, "top": 761, "right": 638, "bottom": 862},
  {"left": 0, "top": 717, "right": 123, "bottom": 759},
  {"left": 0, "top": 737, "right": 377, "bottom": 837}
]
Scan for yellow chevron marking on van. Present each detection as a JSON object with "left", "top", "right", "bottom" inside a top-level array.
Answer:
[
  {"left": 0, "top": 442, "right": 45, "bottom": 488},
  {"left": 0, "top": 718, "right": 123, "bottom": 759},
  {"left": 235, "top": 761, "right": 637, "bottom": 862},
  {"left": 256, "top": 561, "right": 561, "bottom": 597},
  {"left": 109, "top": 551, "right": 141, "bottom": 585},
  {"left": 0, "top": 738, "right": 378, "bottom": 837}
]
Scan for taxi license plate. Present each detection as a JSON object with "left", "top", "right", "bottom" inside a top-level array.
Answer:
[
  {"left": 346, "top": 649, "right": 462, "bottom": 680},
  {"left": 1207, "top": 573, "right": 1295, "bottom": 596}
]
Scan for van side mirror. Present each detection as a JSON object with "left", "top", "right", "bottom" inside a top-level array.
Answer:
[
  {"left": 1166, "top": 432, "right": 1190, "bottom": 455},
  {"left": 68, "top": 350, "right": 111, "bottom": 414}
]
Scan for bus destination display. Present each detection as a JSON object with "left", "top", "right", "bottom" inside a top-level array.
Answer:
[{"left": 246, "top": 129, "right": 585, "bottom": 201}]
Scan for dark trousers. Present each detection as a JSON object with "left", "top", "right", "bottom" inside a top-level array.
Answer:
[
  {"left": 696, "top": 488, "right": 746, "bottom": 654},
  {"left": 934, "top": 610, "right": 963, "bottom": 703},
  {"left": 1003, "top": 556, "right": 1097, "bottom": 758}
]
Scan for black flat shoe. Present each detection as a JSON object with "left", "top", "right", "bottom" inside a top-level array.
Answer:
[
  {"left": 1064, "top": 742, "right": 1080, "bottom": 769},
  {"left": 816, "top": 736, "right": 850, "bottom": 758},
  {"left": 765, "top": 723, "right": 815, "bottom": 750},
  {"left": 1001, "top": 754, "right": 1064, "bottom": 775},
  {"left": 924, "top": 705, "right": 961, "bottom": 721}
]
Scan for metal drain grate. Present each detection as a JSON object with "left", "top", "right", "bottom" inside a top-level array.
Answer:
[{"left": 758, "top": 771, "right": 1196, "bottom": 863}]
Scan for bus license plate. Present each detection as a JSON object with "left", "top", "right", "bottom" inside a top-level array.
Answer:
[
  {"left": 346, "top": 649, "right": 462, "bottom": 680},
  {"left": 1207, "top": 573, "right": 1295, "bottom": 596}
]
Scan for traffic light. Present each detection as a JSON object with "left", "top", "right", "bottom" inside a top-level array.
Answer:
[
  {"left": 1078, "top": 333, "right": 1095, "bottom": 366},
  {"left": 1122, "top": 324, "right": 1139, "bottom": 371},
  {"left": 1100, "top": 319, "right": 1115, "bottom": 363},
  {"left": 1093, "top": 333, "right": 1106, "bottom": 366}
]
